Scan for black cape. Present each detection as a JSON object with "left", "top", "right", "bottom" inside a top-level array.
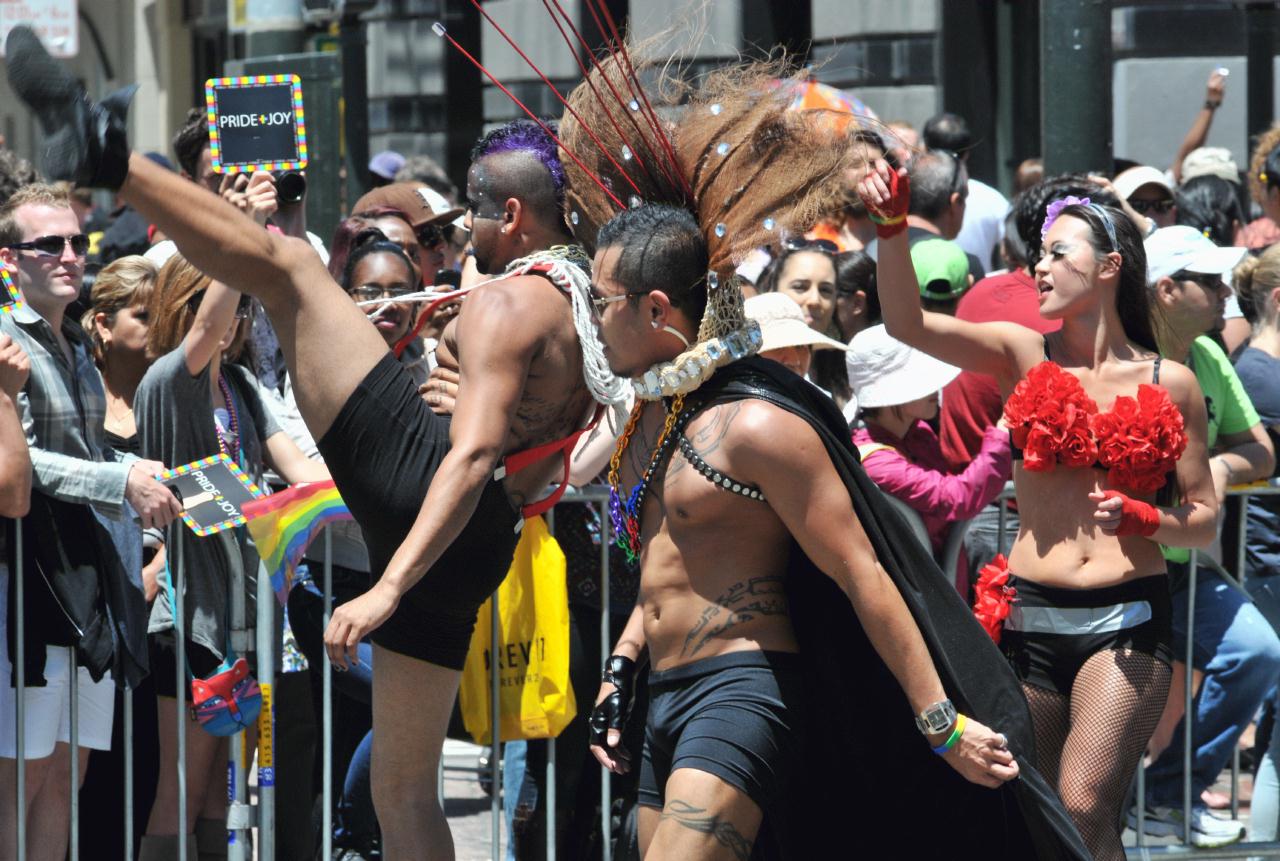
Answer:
[{"left": 686, "top": 356, "right": 1088, "bottom": 860}]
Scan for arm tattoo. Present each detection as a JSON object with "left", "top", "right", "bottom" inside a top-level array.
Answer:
[
  {"left": 680, "top": 575, "right": 788, "bottom": 658},
  {"left": 659, "top": 799, "right": 753, "bottom": 861}
]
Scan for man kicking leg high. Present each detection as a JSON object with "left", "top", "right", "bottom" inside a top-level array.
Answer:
[{"left": 3, "top": 28, "right": 624, "bottom": 859}]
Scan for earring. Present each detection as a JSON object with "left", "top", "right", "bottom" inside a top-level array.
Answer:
[{"left": 651, "top": 320, "right": 660, "bottom": 329}]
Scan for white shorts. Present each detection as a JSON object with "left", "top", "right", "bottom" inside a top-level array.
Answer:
[{"left": 0, "top": 565, "right": 115, "bottom": 759}]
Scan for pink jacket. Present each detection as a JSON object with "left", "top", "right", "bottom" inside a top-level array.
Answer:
[{"left": 852, "top": 421, "right": 1011, "bottom": 554}]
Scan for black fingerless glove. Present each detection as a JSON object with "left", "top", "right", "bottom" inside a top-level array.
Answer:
[
  {"left": 5, "top": 26, "right": 135, "bottom": 190},
  {"left": 589, "top": 655, "right": 636, "bottom": 747}
]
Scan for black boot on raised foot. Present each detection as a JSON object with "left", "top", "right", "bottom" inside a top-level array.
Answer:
[{"left": 4, "top": 25, "right": 136, "bottom": 189}]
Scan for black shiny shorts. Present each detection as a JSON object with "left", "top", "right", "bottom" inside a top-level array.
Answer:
[
  {"left": 315, "top": 352, "right": 521, "bottom": 670},
  {"left": 1002, "top": 574, "right": 1173, "bottom": 696},
  {"left": 638, "top": 650, "right": 804, "bottom": 817}
]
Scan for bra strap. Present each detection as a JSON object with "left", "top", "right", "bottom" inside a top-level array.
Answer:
[{"left": 1152, "top": 355, "right": 1162, "bottom": 384}]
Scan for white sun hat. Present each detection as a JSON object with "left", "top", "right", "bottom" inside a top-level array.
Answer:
[
  {"left": 845, "top": 324, "right": 961, "bottom": 409},
  {"left": 745, "top": 293, "right": 850, "bottom": 353}
]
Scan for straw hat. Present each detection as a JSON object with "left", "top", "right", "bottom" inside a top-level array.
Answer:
[
  {"left": 846, "top": 324, "right": 960, "bottom": 408},
  {"left": 745, "top": 293, "right": 850, "bottom": 353}
]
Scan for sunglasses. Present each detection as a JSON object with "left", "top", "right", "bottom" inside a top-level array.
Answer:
[
  {"left": 1173, "top": 271, "right": 1223, "bottom": 290},
  {"left": 783, "top": 238, "right": 839, "bottom": 254},
  {"left": 1129, "top": 198, "right": 1174, "bottom": 216},
  {"left": 591, "top": 292, "right": 641, "bottom": 315},
  {"left": 187, "top": 291, "right": 254, "bottom": 320},
  {"left": 7, "top": 233, "right": 90, "bottom": 258}
]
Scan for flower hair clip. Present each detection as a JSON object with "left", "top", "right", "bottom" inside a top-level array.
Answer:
[{"left": 1042, "top": 195, "right": 1091, "bottom": 239}]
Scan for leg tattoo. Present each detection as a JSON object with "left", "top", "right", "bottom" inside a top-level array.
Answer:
[{"left": 659, "top": 799, "right": 754, "bottom": 860}]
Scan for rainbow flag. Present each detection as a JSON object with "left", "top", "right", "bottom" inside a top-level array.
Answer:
[{"left": 243, "top": 480, "right": 353, "bottom": 606}]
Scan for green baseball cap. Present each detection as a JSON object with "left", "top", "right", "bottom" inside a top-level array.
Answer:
[{"left": 910, "top": 238, "right": 970, "bottom": 300}]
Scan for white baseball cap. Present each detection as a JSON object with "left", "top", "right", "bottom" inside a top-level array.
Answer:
[
  {"left": 745, "top": 293, "right": 849, "bottom": 353},
  {"left": 1180, "top": 147, "right": 1240, "bottom": 185},
  {"left": 1115, "top": 165, "right": 1174, "bottom": 200},
  {"left": 1145, "top": 225, "right": 1246, "bottom": 285},
  {"left": 845, "top": 324, "right": 960, "bottom": 409}
]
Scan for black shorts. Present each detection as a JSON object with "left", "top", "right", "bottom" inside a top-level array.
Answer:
[
  {"left": 638, "top": 650, "right": 804, "bottom": 823},
  {"left": 1002, "top": 574, "right": 1173, "bottom": 696},
  {"left": 315, "top": 352, "right": 521, "bottom": 670}
]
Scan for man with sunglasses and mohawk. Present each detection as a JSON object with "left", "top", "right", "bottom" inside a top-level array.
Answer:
[{"left": 0, "top": 182, "right": 179, "bottom": 860}]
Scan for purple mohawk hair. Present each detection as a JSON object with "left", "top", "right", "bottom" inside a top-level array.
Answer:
[{"left": 471, "top": 119, "right": 567, "bottom": 207}]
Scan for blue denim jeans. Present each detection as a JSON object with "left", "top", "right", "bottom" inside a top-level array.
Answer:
[
  {"left": 1143, "top": 566, "right": 1280, "bottom": 808},
  {"left": 503, "top": 740, "right": 538, "bottom": 861},
  {"left": 1243, "top": 575, "right": 1280, "bottom": 840},
  {"left": 964, "top": 502, "right": 1020, "bottom": 581},
  {"left": 336, "top": 730, "right": 377, "bottom": 848}
]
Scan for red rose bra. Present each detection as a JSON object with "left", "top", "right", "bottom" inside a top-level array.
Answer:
[{"left": 1004, "top": 359, "right": 1188, "bottom": 495}]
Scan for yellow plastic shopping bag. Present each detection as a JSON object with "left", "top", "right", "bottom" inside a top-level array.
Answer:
[{"left": 459, "top": 516, "right": 577, "bottom": 744}]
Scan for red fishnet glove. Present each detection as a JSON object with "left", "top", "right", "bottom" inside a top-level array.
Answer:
[
  {"left": 864, "top": 168, "right": 911, "bottom": 239},
  {"left": 1100, "top": 490, "right": 1160, "bottom": 537}
]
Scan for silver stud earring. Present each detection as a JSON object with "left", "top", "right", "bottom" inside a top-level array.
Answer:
[{"left": 651, "top": 320, "right": 660, "bottom": 329}]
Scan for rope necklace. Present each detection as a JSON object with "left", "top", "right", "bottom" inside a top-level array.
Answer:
[
  {"left": 215, "top": 372, "right": 241, "bottom": 465},
  {"left": 606, "top": 393, "right": 686, "bottom": 563}
]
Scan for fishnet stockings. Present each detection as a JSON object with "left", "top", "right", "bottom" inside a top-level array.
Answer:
[{"left": 1022, "top": 649, "right": 1171, "bottom": 861}]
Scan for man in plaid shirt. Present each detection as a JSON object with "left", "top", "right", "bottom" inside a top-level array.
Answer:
[{"left": 0, "top": 183, "right": 179, "bottom": 860}]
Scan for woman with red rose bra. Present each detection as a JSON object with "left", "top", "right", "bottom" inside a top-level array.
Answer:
[{"left": 858, "top": 160, "right": 1217, "bottom": 860}]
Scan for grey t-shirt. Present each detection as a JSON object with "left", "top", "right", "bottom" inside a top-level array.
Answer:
[{"left": 135, "top": 349, "right": 281, "bottom": 659}]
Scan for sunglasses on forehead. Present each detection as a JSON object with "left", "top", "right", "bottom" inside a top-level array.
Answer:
[
  {"left": 6, "top": 233, "right": 90, "bottom": 258},
  {"left": 783, "top": 237, "right": 839, "bottom": 254}
]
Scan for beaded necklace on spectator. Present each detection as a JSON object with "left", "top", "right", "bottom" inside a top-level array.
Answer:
[
  {"left": 607, "top": 393, "right": 687, "bottom": 563},
  {"left": 215, "top": 372, "right": 241, "bottom": 465}
]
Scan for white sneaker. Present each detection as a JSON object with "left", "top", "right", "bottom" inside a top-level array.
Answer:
[{"left": 1127, "top": 804, "right": 1245, "bottom": 847}]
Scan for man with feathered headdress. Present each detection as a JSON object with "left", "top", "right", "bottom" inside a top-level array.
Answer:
[{"left": 549, "top": 48, "right": 1091, "bottom": 861}]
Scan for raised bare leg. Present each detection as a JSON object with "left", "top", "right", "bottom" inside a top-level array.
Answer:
[
  {"left": 2, "top": 26, "right": 389, "bottom": 440},
  {"left": 118, "top": 154, "right": 389, "bottom": 440},
  {"left": 370, "top": 645, "right": 460, "bottom": 860}
]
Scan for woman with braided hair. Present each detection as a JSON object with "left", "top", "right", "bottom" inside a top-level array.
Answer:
[{"left": 859, "top": 158, "right": 1218, "bottom": 859}]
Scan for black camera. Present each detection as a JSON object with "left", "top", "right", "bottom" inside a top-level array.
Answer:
[{"left": 273, "top": 170, "right": 307, "bottom": 204}]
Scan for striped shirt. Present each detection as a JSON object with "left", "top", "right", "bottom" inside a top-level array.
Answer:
[{"left": 0, "top": 302, "right": 133, "bottom": 518}]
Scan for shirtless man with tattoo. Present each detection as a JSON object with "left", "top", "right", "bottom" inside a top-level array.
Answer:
[
  {"left": 585, "top": 205, "right": 1019, "bottom": 860},
  {"left": 2, "top": 31, "right": 623, "bottom": 858}
]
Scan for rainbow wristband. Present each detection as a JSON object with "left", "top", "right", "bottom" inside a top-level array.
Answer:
[
  {"left": 931, "top": 713, "right": 967, "bottom": 755},
  {"left": 867, "top": 211, "right": 906, "bottom": 227}
]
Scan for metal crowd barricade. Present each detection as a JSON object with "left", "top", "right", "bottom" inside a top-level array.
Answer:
[
  {"left": 25, "top": 481, "right": 1280, "bottom": 859},
  {"left": 1119, "top": 478, "right": 1280, "bottom": 859},
  {"left": 0, "top": 489, "right": 610, "bottom": 860}
]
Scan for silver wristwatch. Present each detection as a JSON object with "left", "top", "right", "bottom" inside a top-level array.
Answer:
[{"left": 914, "top": 699, "right": 957, "bottom": 735}]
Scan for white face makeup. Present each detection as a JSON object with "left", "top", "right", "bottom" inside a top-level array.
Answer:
[{"left": 1033, "top": 215, "right": 1107, "bottom": 319}]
